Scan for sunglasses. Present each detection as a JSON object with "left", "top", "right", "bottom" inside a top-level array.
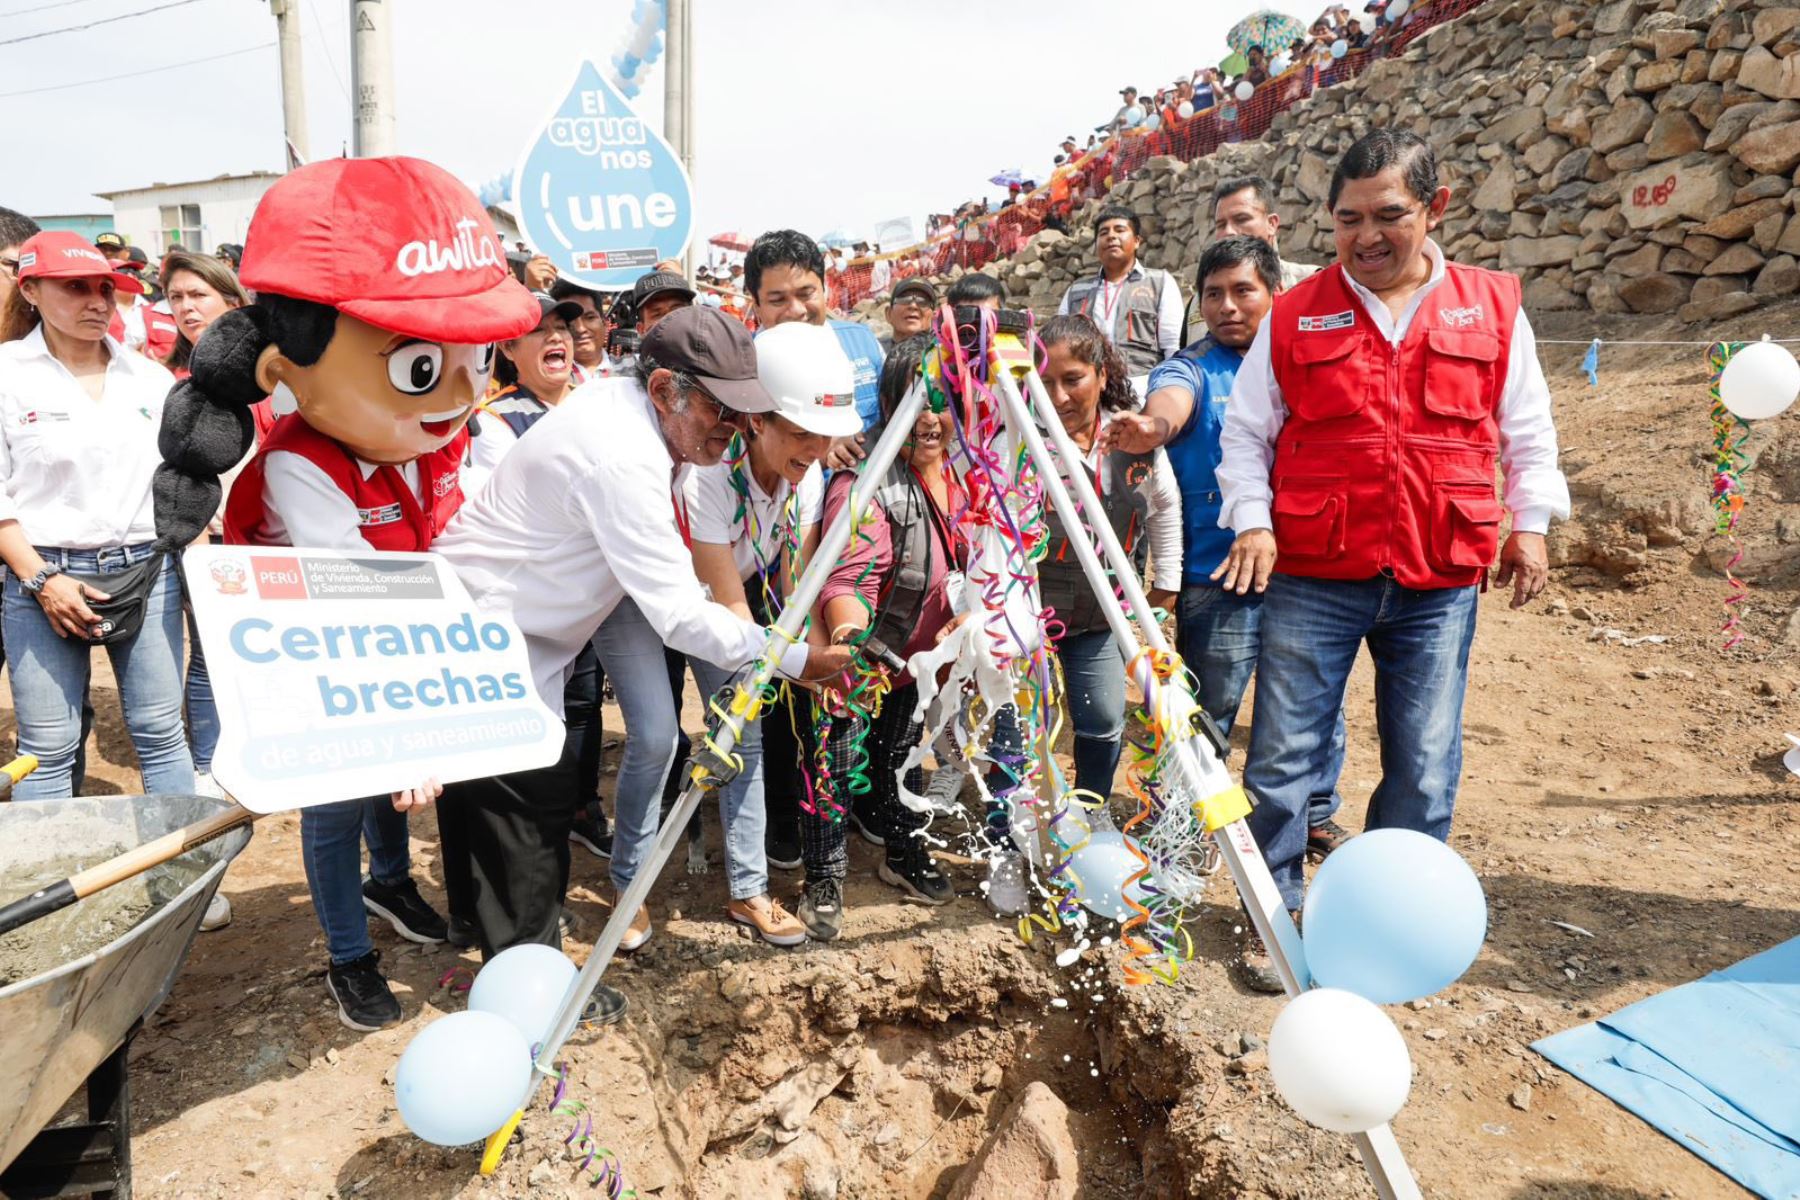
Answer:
[{"left": 890, "top": 295, "right": 933, "bottom": 309}]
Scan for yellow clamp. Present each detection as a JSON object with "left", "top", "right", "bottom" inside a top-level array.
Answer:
[
  {"left": 989, "top": 330, "right": 1034, "bottom": 375},
  {"left": 1192, "top": 785, "right": 1251, "bottom": 833}
]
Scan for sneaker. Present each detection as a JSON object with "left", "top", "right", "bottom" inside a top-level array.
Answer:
[
  {"left": 580, "top": 984, "right": 629, "bottom": 1026},
  {"left": 326, "top": 950, "right": 402, "bottom": 1031},
  {"left": 765, "top": 828, "right": 803, "bottom": 871},
  {"left": 879, "top": 841, "right": 954, "bottom": 906},
  {"left": 984, "top": 853, "right": 1029, "bottom": 917},
  {"left": 728, "top": 894, "right": 808, "bottom": 946},
  {"left": 848, "top": 809, "right": 886, "bottom": 848},
  {"left": 193, "top": 771, "right": 226, "bottom": 800},
  {"left": 570, "top": 813, "right": 613, "bottom": 859},
  {"left": 796, "top": 876, "right": 843, "bottom": 941},
  {"left": 362, "top": 877, "right": 449, "bottom": 945},
  {"left": 446, "top": 914, "right": 479, "bottom": 949},
  {"left": 1306, "top": 818, "right": 1350, "bottom": 864},
  {"left": 1234, "top": 913, "right": 1294, "bottom": 996},
  {"left": 925, "top": 762, "right": 966, "bottom": 807},
  {"left": 559, "top": 907, "right": 578, "bottom": 942},
  {"left": 616, "top": 900, "right": 653, "bottom": 952},
  {"left": 199, "top": 890, "right": 232, "bottom": 931}
]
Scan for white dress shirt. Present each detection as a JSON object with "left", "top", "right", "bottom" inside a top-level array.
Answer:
[
  {"left": 683, "top": 458, "right": 823, "bottom": 584},
  {"left": 1217, "top": 240, "right": 1570, "bottom": 537},
  {"left": 257, "top": 453, "right": 422, "bottom": 550},
  {"left": 435, "top": 376, "right": 810, "bottom": 710},
  {"left": 0, "top": 327, "right": 172, "bottom": 548}
]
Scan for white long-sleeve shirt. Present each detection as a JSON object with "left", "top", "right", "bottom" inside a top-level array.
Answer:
[
  {"left": 1063, "top": 409, "right": 1184, "bottom": 593},
  {"left": 434, "top": 376, "right": 809, "bottom": 710},
  {"left": 0, "top": 327, "right": 172, "bottom": 549},
  {"left": 257, "top": 453, "right": 422, "bottom": 550},
  {"left": 1217, "top": 240, "right": 1570, "bottom": 536},
  {"left": 1057, "top": 261, "right": 1187, "bottom": 361}
]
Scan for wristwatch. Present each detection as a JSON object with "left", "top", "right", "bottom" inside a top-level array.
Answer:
[{"left": 20, "top": 564, "right": 61, "bottom": 594}]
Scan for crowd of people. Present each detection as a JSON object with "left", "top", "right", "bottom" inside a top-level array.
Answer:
[{"left": 0, "top": 120, "right": 1562, "bottom": 1033}]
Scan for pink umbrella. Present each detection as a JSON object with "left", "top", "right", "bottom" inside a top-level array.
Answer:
[{"left": 708, "top": 231, "right": 755, "bottom": 252}]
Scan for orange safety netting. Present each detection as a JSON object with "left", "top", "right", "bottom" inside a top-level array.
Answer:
[{"left": 824, "top": 0, "right": 1492, "bottom": 313}]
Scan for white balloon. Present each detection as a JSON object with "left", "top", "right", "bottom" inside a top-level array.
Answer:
[
  {"left": 1270, "top": 54, "right": 1293, "bottom": 74},
  {"left": 1235, "top": 80, "right": 1255, "bottom": 101},
  {"left": 1331, "top": 38, "right": 1349, "bottom": 58},
  {"left": 1387, "top": 0, "right": 1411, "bottom": 16},
  {"left": 1269, "top": 989, "right": 1412, "bottom": 1133},
  {"left": 1177, "top": 100, "right": 1195, "bottom": 119},
  {"left": 1720, "top": 341, "right": 1800, "bottom": 420}
]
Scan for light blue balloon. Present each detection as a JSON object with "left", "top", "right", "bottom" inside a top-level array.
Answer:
[
  {"left": 394, "top": 1011, "right": 532, "bottom": 1146},
  {"left": 1302, "top": 829, "right": 1487, "bottom": 1005},
  {"left": 467, "top": 943, "right": 578, "bottom": 1045},
  {"left": 1124, "top": 108, "right": 1144, "bottom": 128},
  {"left": 1069, "top": 832, "right": 1151, "bottom": 921}
]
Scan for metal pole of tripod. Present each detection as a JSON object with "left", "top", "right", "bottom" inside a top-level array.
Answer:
[
  {"left": 525, "top": 382, "right": 932, "bottom": 1090},
  {"left": 989, "top": 359, "right": 1422, "bottom": 1200}
]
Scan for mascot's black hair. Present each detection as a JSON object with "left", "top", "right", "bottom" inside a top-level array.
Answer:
[{"left": 153, "top": 293, "right": 338, "bottom": 550}]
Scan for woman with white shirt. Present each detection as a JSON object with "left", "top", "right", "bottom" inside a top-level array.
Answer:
[
  {"left": 0, "top": 232, "right": 195, "bottom": 800},
  {"left": 682, "top": 321, "right": 857, "bottom": 945}
]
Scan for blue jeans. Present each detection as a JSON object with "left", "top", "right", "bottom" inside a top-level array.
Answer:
[
  {"left": 1058, "top": 628, "right": 1128, "bottom": 798},
  {"left": 1244, "top": 574, "right": 1479, "bottom": 910},
  {"left": 593, "top": 598, "right": 684, "bottom": 893},
  {"left": 1177, "top": 583, "right": 1345, "bottom": 827},
  {"left": 3, "top": 546, "right": 194, "bottom": 799},
  {"left": 185, "top": 609, "right": 220, "bottom": 773},
  {"left": 691, "top": 658, "right": 769, "bottom": 900},
  {"left": 300, "top": 797, "right": 412, "bottom": 964}
]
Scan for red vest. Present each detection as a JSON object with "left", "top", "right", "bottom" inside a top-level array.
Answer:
[
  {"left": 143, "top": 309, "right": 179, "bottom": 364},
  {"left": 224, "top": 414, "right": 467, "bottom": 552},
  {"left": 1267, "top": 261, "right": 1517, "bottom": 590}
]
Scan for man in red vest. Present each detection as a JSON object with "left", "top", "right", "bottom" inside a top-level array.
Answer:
[{"left": 1214, "top": 129, "right": 1569, "bottom": 920}]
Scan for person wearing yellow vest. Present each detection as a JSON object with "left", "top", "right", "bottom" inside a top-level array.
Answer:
[{"left": 1215, "top": 129, "right": 1569, "bottom": 919}]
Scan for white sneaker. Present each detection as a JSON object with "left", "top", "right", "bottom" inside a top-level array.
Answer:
[
  {"left": 985, "top": 853, "right": 1029, "bottom": 917},
  {"left": 200, "top": 891, "right": 232, "bottom": 931},
  {"left": 193, "top": 771, "right": 226, "bottom": 800}
]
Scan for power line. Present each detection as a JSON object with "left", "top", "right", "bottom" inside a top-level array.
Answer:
[
  {"left": 306, "top": 0, "right": 349, "bottom": 101},
  {"left": 0, "top": 0, "right": 105, "bottom": 18},
  {"left": 0, "top": 0, "right": 205, "bottom": 47},
  {"left": 0, "top": 41, "right": 273, "bottom": 98}
]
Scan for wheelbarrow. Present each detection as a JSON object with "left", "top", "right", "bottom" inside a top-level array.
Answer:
[{"left": 0, "top": 794, "right": 252, "bottom": 1198}]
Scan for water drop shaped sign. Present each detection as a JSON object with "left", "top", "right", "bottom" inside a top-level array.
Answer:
[{"left": 512, "top": 61, "right": 694, "bottom": 290}]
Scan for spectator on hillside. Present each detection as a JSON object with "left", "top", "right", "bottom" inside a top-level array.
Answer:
[
  {"left": 1112, "top": 86, "right": 1140, "bottom": 131},
  {"left": 1245, "top": 47, "right": 1270, "bottom": 86},
  {"left": 1060, "top": 135, "right": 1080, "bottom": 161},
  {"left": 1057, "top": 204, "right": 1185, "bottom": 392},
  {"left": 1211, "top": 175, "right": 1321, "bottom": 290},
  {"left": 1193, "top": 67, "right": 1221, "bottom": 110},
  {"left": 1345, "top": 18, "right": 1370, "bottom": 48}
]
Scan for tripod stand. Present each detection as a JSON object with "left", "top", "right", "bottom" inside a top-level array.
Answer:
[{"left": 505, "top": 305, "right": 1422, "bottom": 1199}]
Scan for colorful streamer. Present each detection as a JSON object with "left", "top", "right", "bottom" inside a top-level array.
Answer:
[
  {"left": 1709, "top": 341, "right": 1749, "bottom": 650},
  {"left": 550, "top": 1063, "right": 638, "bottom": 1199}
]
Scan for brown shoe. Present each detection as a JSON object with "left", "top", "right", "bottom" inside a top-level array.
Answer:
[
  {"left": 612, "top": 897, "right": 653, "bottom": 952},
  {"left": 1306, "top": 818, "right": 1350, "bottom": 864},
  {"left": 728, "top": 894, "right": 807, "bottom": 947}
]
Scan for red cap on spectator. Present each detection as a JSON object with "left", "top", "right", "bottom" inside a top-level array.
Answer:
[
  {"left": 238, "top": 156, "right": 538, "bottom": 344},
  {"left": 14, "top": 231, "right": 145, "bottom": 294}
]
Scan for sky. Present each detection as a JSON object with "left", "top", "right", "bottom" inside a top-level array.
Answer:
[{"left": 4, "top": 0, "right": 1329, "bottom": 252}]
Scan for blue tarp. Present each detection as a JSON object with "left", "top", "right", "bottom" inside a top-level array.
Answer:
[{"left": 1533, "top": 936, "right": 1800, "bottom": 1200}]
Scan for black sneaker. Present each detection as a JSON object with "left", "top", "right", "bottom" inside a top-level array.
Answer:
[
  {"left": 570, "top": 812, "right": 613, "bottom": 859},
  {"left": 1306, "top": 818, "right": 1350, "bottom": 864},
  {"left": 797, "top": 876, "right": 843, "bottom": 941},
  {"left": 580, "top": 984, "right": 629, "bottom": 1026},
  {"left": 848, "top": 808, "right": 885, "bottom": 848},
  {"left": 766, "top": 828, "right": 802, "bottom": 871},
  {"left": 446, "top": 914, "right": 479, "bottom": 949},
  {"left": 879, "top": 841, "right": 954, "bottom": 906},
  {"left": 362, "top": 877, "right": 449, "bottom": 944},
  {"left": 326, "top": 950, "right": 403, "bottom": 1031}
]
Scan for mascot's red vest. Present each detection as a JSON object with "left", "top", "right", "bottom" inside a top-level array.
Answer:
[
  {"left": 224, "top": 414, "right": 467, "bottom": 551},
  {"left": 1266, "top": 260, "right": 1518, "bottom": 590}
]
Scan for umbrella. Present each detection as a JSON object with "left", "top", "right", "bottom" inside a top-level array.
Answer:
[
  {"left": 708, "top": 230, "right": 754, "bottom": 252},
  {"left": 819, "top": 229, "right": 857, "bottom": 249},
  {"left": 1227, "top": 10, "right": 1308, "bottom": 57},
  {"left": 989, "top": 168, "right": 1024, "bottom": 187},
  {"left": 1219, "top": 50, "right": 1250, "bottom": 76}
]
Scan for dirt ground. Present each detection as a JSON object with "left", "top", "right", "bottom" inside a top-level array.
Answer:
[{"left": 8, "top": 300, "right": 1800, "bottom": 1199}]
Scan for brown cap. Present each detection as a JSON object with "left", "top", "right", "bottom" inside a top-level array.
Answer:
[{"left": 639, "top": 306, "right": 775, "bottom": 414}]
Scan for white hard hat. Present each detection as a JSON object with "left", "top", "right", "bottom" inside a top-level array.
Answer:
[{"left": 753, "top": 322, "right": 861, "bottom": 438}]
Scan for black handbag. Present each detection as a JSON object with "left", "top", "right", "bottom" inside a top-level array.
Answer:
[{"left": 60, "top": 551, "right": 166, "bottom": 645}]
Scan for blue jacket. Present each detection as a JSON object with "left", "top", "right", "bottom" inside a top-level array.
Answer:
[
  {"left": 829, "top": 319, "right": 886, "bottom": 431},
  {"left": 1146, "top": 336, "right": 1242, "bottom": 586}
]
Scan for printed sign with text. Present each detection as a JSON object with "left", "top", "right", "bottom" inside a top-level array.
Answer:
[{"left": 185, "top": 546, "right": 563, "bottom": 814}]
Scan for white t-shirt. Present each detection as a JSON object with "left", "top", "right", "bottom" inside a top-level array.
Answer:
[{"left": 682, "top": 456, "right": 822, "bottom": 583}]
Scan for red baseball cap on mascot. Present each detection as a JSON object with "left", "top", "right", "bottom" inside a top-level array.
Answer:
[{"left": 237, "top": 156, "right": 538, "bottom": 344}]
